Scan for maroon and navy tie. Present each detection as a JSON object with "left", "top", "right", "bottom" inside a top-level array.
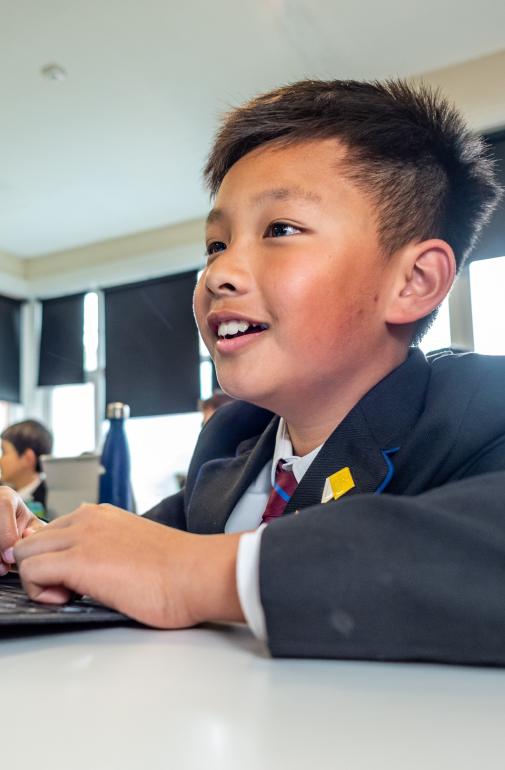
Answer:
[{"left": 261, "top": 460, "right": 298, "bottom": 524}]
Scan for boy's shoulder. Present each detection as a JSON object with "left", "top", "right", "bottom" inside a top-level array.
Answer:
[
  {"left": 413, "top": 350, "right": 505, "bottom": 441},
  {"left": 408, "top": 350, "right": 505, "bottom": 482},
  {"left": 193, "top": 350, "right": 504, "bottom": 452},
  {"left": 427, "top": 348, "right": 505, "bottom": 371},
  {"left": 426, "top": 349, "right": 505, "bottom": 399},
  {"left": 373, "top": 349, "right": 505, "bottom": 494},
  {"left": 199, "top": 350, "right": 505, "bottom": 442}
]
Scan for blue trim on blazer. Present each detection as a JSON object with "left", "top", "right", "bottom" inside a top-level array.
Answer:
[{"left": 374, "top": 447, "right": 400, "bottom": 495}]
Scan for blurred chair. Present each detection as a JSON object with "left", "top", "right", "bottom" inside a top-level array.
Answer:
[{"left": 40, "top": 454, "right": 102, "bottom": 519}]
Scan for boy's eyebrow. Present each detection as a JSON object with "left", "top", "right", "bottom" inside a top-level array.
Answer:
[
  {"left": 206, "top": 186, "right": 322, "bottom": 227},
  {"left": 206, "top": 208, "right": 226, "bottom": 227},
  {"left": 250, "top": 186, "right": 322, "bottom": 207}
]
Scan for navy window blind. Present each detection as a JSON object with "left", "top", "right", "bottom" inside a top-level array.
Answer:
[
  {"left": 0, "top": 295, "right": 22, "bottom": 403},
  {"left": 104, "top": 272, "right": 200, "bottom": 417},
  {"left": 38, "top": 294, "right": 85, "bottom": 386}
]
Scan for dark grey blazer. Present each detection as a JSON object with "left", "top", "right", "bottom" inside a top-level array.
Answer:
[{"left": 145, "top": 349, "right": 505, "bottom": 664}]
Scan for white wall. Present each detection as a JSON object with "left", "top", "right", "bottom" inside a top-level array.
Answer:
[
  {"left": 419, "top": 48, "right": 505, "bottom": 132},
  {"left": 0, "top": 218, "right": 205, "bottom": 301}
]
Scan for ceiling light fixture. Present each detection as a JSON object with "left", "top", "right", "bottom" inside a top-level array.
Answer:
[{"left": 40, "top": 63, "right": 67, "bottom": 81}]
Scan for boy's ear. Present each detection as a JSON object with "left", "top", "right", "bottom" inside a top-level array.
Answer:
[
  {"left": 385, "top": 239, "right": 456, "bottom": 326},
  {"left": 21, "top": 448, "right": 37, "bottom": 472}
]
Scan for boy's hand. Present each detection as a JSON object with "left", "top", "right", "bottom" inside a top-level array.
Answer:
[
  {"left": 13, "top": 504, "right": 244, "bottom": 629},
  {"left": 0, "top": 488, "right": 46, "bottom": 575}
]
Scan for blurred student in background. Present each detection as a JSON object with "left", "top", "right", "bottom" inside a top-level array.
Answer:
[
  {"left": 0, "top": 420, "right": 53, "bottom": 518},
  {"left": 198, "top": 389, "right": 234, "bottom": 425},
  {"left": 175, "top": 389, "right": 236, "bottom": 489}
]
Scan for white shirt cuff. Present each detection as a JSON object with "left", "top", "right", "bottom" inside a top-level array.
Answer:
[{"left": 236, "top": 525, "right": 268, "bottom": 641}]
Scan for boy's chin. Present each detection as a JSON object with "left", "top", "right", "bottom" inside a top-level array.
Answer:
[{"left": 216, "top": 374, "right": 277, "bottom": 411}]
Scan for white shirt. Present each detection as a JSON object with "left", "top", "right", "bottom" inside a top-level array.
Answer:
[
  {"left": 225, "top": 419, "right": 322, "bottom": 641},
  {"left": 17, "top": 474, "right": 42, "bottom": 502}
]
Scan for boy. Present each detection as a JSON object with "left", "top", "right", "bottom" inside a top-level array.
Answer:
[
  {"left": 0, "top": 420, "right": 53, "bottom": 514},
  {"left": 1, "top": 79, "right": 504, "bottom": 664}
]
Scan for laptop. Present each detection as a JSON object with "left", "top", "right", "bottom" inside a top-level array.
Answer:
[
  {"left": 0, "top": 572, "right": 129, "bottom": 628},
  {"left": 0, "top": 455, "right": 130, "bottom": 630}
]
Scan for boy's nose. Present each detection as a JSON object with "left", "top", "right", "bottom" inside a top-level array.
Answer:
[{"left": 204, "top": 249, "right": 251, "bottom": 297}]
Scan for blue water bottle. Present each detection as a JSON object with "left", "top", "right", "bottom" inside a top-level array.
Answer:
[{"left": 99, "top": 402, "right": 134, "bottom": 510}]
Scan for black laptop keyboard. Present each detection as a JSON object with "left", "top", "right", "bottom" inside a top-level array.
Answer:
[{"left": 0, "top": 574, "right": 128, "bottom": 626}]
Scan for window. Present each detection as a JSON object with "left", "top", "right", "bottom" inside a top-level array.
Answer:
[
  {"left": 51, "top": 383, "right": 96, "bottom": 457},
  {"left": 48, "top": 283, "right": 207, "bottom": 509},
  {"left": 38, "top": 293, "right": 85, "bottom": 386},
  {"left": 0, "top": 295, "right": 21, "bottom": 403},
  {"left": 197, "top": 270, "right": 215, "bottom": 401},
  {"left": 0, "top": 402, "right": 10, "bottom": 434},
  {"left": 125, "top": 412, "right": 202, "bottom": 513},
  {"left": 123, "top": 333, "right": 212, "bottom": 511},
  {"left": 470, "top": 256, "right": 505, "bottom": 355},
  {"left": 418, "top": 297, "right": 451, "bottom": 354},
  {"left": 49, "top": 291, "right": 99, "bottom": 457},
  {"left": 103, "top": 273, "right": 199, "bottom": 417},
  {"left": 83, "top": 292, "right": 99, "bottom": 372},
  {"left": 120, "top": 328, "right": 210, "bottom": 512}
]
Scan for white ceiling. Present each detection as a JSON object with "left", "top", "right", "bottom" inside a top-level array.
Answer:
[{"left": 1, "top": 0, "right": 505, "bottom": 257}]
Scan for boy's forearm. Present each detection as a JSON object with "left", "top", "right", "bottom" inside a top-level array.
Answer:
[{"left": 189, "top": 533, "right": 245, "bottom": 625}]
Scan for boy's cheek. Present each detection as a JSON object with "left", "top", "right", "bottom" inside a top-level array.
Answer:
[{"left": 193, "top": 288, "right": 209, "bottom": 338}]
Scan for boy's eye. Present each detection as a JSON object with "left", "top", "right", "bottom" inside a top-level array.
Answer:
[
  {"left": 206, "top": 240, "right": 227, "bottom": 256},
  {"left": 266, "top": 222, "right": 301, "bottom": 238}
]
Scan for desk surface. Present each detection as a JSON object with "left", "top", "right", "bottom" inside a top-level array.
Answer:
[{"left": 1, "top": 623, "right": 504, "bottom": 770}]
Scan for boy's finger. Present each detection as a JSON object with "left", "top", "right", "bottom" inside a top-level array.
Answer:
[
  {"left": 18, "top": 552, "right": 74, "bottom": 605},
  {"left": 0, "top": 524, "right": 20, "bottom": 562},
  {"left": 2, "top": 547, "right": 15, "bottom": 564},
  {"left": 14, "top": 527, "right": 73, "bottom": 563},
  {"left": 26, "top": 584, "right": 72, "bottom": 605},
  {"left": 43, "top": 512, "right": 79, "bottom": 529},
  {"left": 0, "top": 490, "right": 39, "bottom": 558},
  {"left": 3, "top": 522, "right": 46, "bottom": 562}
]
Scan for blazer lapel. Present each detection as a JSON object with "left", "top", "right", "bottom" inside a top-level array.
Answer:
[
  {"left": 284, "top": 404, "right": 388, "bottom": 514},
  {"left": 187, "top": 416, "right": 279, "bottom": 533},
  {"left": 285, "top": 349, "right": 431, "bottom": 514},
  {"left": 188, "top": 349, "right": 431, "bottom": 527}
]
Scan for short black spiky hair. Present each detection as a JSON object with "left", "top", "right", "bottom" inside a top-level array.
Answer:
[{"left": 204, "top": 79, "right": 502, "bottom": 341}]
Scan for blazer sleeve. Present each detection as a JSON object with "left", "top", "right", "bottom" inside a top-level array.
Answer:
[
  {"left": 142, "top": 489, "right": 187, "bottom": 530},
  {"left": 259, "top": 443, "right": 505, "bottom": 664}
]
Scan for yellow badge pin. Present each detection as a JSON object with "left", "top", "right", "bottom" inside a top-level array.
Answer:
[{"left": 321, "top": 467, "right": 356, "bottom": 503}]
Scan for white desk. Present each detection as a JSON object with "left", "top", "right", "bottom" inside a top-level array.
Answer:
[{"left": 1, "top": 623, "right": 504, "bottom": 769}]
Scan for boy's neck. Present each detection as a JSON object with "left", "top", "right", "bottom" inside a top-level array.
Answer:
[
  {"left": 12, "top": 469, "right": 39, "bottom": 492},
  {"left": 283, "top": 347, "right": 410, "bottom": 457}
]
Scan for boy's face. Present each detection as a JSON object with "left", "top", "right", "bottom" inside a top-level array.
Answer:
[
  {"left": 194, "top": 139, "right": 402, "bottom": 415},
  {"left": 0, "top": 440, "right": 24, "bottom": 486}
]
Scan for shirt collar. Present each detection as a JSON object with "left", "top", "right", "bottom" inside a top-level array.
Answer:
[
  {"left": 271, "top": 418, "right": 322, "bottom": 485},
  {"left": 17, "top": 474, "right": 42, "bottom": 501}
]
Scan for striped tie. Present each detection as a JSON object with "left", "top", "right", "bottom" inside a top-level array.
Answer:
[{"left": 261, "top": 460, "right": 298, "bottom": 524}]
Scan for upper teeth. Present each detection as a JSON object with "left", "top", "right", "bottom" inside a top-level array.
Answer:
[{"left": 218, "top": 320, "right": 252, "bottom": 337}]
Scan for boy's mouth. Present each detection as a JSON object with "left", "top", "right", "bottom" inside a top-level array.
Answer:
[
  {"left": 207, "top": 313, "right": 269, "bottom": 341},
  {"left": 216, "top": 319, "right": 269, "bottom": 340}
]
